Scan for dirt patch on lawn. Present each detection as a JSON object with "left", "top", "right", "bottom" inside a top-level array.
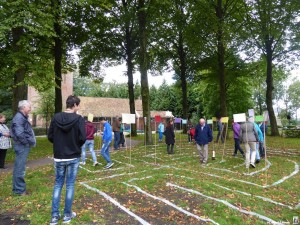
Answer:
[{"left": 0, "top": 213, "right": 30, "bottom": 225}]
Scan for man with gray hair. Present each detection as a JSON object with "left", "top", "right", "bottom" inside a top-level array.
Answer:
[
  {"left": 11, "top": 100, "right": 36, "bottom": 195},
  {"left": 194, "top": 118, "right": 213, "bottom": 165}
]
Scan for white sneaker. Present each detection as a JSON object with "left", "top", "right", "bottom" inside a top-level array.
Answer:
[
  {"left": 93, "top": 162, "right": 99, "bottom": 166},
  {"left": 105, "top": 162, "right": 114, "bottom": 169},
  {"left": 63, "top": 212, "right": 76, "bottom": 224},
  {"left": 79, "top": 162, "right": 86, "bottom": 165}
]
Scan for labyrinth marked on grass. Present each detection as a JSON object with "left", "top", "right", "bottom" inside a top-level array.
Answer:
[
  {"left": 166, "top": 182, "right": 281, "bottom": 225},
  {"left": 81, "top": 182, "right": 151, "bottom": 225},
  {"left": 213, "top": 183, "right": 294, "bottom": 209},
  {"left": 122, "top": 182, "right": 219, "bottom": 225}
]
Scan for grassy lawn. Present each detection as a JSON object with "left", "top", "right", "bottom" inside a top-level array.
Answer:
[{"left": 0, "top": 133, "right": 299, "bottom": 225}]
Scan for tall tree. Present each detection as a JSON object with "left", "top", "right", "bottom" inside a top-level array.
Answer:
[
  {"left": 0, "top": 0, "right": 56, "bottom": 113},
  {"left": 243, "top": 0, "right": 300, "bottom": 135},
  {"left": 137, "top": 0, "right": 152, "bottom": 144},
  {"left": 78, "top": 0, "right": 140, "bottom": 135}
]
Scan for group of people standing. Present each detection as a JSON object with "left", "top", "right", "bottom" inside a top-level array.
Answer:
[
  {"left": 0, "top": 96, "right": 118, "bottom": 224},
  {"left": 161, "top": 117, "right": 267, "bottom": 169}
]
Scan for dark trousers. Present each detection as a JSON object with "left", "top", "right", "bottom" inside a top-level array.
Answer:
[
  {"left": 119, "top": 132, "right": 125, "bottom": 147},
  {"left": 259, "top": 142, "right": 265, "bottom": 157},
  {"left": 0, "top": 149, "right": 7, "bottom": 168},
  {"left": 167, "top": 144, "right": 174, "bottom": 154},
  {"left": 233, "top": 138, "right": 244, "bottom": 156}
]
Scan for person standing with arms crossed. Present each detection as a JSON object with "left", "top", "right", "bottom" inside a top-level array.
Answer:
[
  {"left": 11, "top": 100, "right": 36, "bottom": 195},
  {"left": 48, "top": 95, "right": 86, "bottom": 224},
  {"left": 194, "top": 118, "right": 213, "bottom": 165}
]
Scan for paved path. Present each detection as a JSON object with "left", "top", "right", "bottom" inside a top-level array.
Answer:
[{"left": 0, "top": 138, "right": 142, "bottom": 174}]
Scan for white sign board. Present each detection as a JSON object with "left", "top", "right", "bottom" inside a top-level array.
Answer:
[
  {"left": 248, "top": 109, "right": 255, "bottom": 117},
  {"left": 182, "top": 119, "right": 187, "bottom": 124},
  {"left": 263, "top": 111, "right": 269, "bottom": 122},
  {"left": 122, "top": 114, "right": 136, "bottom": 124},
  {"left": 207, "top": 119, "right": 213, "bottom": 124},
  {"left": 233, "top": 113, "right": 246, "bottom": 123}
]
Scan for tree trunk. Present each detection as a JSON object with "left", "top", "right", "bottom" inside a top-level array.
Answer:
[
  {"left": 12, "top": 27, "right": 27, "bottom": 114},
  {"left": 123, "top": 0, "right": 137, "bottom": 136},
  {"left": 52, "top": 0, "right": 63, "bottom": 113},
  {"left": 126, "top": 42, "right": 137, "bottom": 136},
  {"left": 265, "top": 43, "right": 279, "bottom": 136},
  {"left": 178, "top": 30, "right": 188, "bottom": 133},
  {"left": 216, "top": 0, "right": 227, "bottom": 117},
  {"left": 138, "top": 0, "right": 152, "bottom": 145}
]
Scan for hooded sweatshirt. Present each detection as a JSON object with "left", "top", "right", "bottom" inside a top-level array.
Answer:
[{"left": 48, "top": 112, "right": 86, "bottom": 159}]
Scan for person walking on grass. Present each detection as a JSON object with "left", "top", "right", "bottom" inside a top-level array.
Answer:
[
  {"left": 80, "top": 118, "right": 98, "bottom": 166},
  {"left": 194, "top": 118, "right": 213, "bottom": 165},
  {"left": 239, "top": 117, "right": 259, "bottom": 169},
  {"left": 48, "top": 95, "right": 86, "bottom": 225},
  {"left": 232, "top": 120, "right": 245, "bottom": 158},
  {"left": 99, "top": 117, "right": 114, "bottom": 169},
  {"left": 164, "top": 120, "right": 175, "bottom": 154},
  {"left": 11, "top": 100, "right": 36, "bottom": 196}
]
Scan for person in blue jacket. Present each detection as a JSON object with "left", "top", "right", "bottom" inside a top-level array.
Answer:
[
  {"left": 99, "top": 117, "right": 114, "bottom": 169},
  {"left": 194, "top": 118, "right": 213, "bottom": 165}
]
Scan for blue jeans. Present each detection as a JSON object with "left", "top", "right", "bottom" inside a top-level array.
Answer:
[
  {"left": 81, "top": 140, "right": 97, "bottom": 163},
  {"left": 51, "top": 158, "right": 80, "bottom": 218},
  {"left": 101, "top": 141, "right": 112, "bottom": 163},
  {"left": 158, "top": 131, "right": 163, "bottom": 141},
  {"left": 113, "top": 131, "right": 120, "bottom": 149},
  {"left": 12, "top": 143, "right": 30, "bottom": 194}
]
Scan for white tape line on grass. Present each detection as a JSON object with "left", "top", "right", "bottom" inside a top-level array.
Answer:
[
  {"left": 269, "top": 159, "right": 299, "bottom": 187},
  {"left": 113, "top": 159, "right": 135, "bottom": 167},
  {"left": 169, "top": 160, "right": 299, "bottom": 188},
  {"left": 243, "top": 160, "right": 272, "bottom": 176},
  {"left": 81, "top": 183, "right": 150, "bottom": 225},
  {"left": 213, "top": 184, "right": 293, "bottom": 209},
  {"left": 167, "top": 183, "right": 282, "bottom": 225},
  {"left": 122, "top": 182, "right": 219, "bottom": 225}
]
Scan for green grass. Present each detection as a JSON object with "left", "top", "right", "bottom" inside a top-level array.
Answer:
[{"left": 0, "top": 133, "right": 299, "bottom": 225}]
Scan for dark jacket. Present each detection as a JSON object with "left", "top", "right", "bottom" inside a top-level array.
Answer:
[
  {"left": 164, "top": 125, "right": 175, "bottom": 145},
  {"left": 194, "top": 123, "right": 213, "bottom": 145},
  {"left": 11, "top": 111, "right": 36, "bottom": 147},
  {"left": 48, "top": 112, "right": 86, "bottom": 159},
  {"left": 85, "top": 121, "right": 96, "bottom": 140}
]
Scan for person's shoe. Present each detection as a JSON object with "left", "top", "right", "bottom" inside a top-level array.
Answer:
[
  {"left": 93, "top": 162, "right": 99, "bottom": 166},
  {"left": 255, "top": 159, "right": 260, "bottom": 164},
  {"left": 50, "top": 215, "right": 61, "bottom": 225},
  {"left": 250, "top": 163, "right": 256, "bottom": 168},
  {"left": 105, "top": 162, "right": 114, "bottom": 169},
  {"left": 63, "top": 212, "right": 76, "bottom": 224},
  {"left": 79, "top": 162, "right": 86, "bottom": 165},
  {"left": 242, "top": 154, "right": 245, "bottom": 158}
]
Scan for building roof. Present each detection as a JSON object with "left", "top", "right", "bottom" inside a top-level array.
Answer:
[{"left": 78, "top": 96, "right": 173, "bottom": 118}]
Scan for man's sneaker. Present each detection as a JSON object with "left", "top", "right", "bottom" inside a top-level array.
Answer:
[
  {"left": 250, "top": 163, "right": 256, "bottom": 168},
  {"left": 50, "top": 215, "right": 60, "bottom": 225},
  {"left": 105, "top": 162, "right": 114, "bottom": 169},
  {"left": 79, "top": 162, "right": 86, "bottom": 165},
  {"left": 63, "top": 212, "right": 76, "bottom": 224},
  {"left": 93, "top": 162, "right": 99, "bottom": 166}
]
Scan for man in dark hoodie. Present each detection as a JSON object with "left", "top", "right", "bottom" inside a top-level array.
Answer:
[{"left": 48, "top": 95, "right": 86, "bottom": 225}]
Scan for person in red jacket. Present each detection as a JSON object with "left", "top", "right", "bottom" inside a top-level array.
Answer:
[{"left": 80, "top": 119, "right": 98, "bottom": 166}]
